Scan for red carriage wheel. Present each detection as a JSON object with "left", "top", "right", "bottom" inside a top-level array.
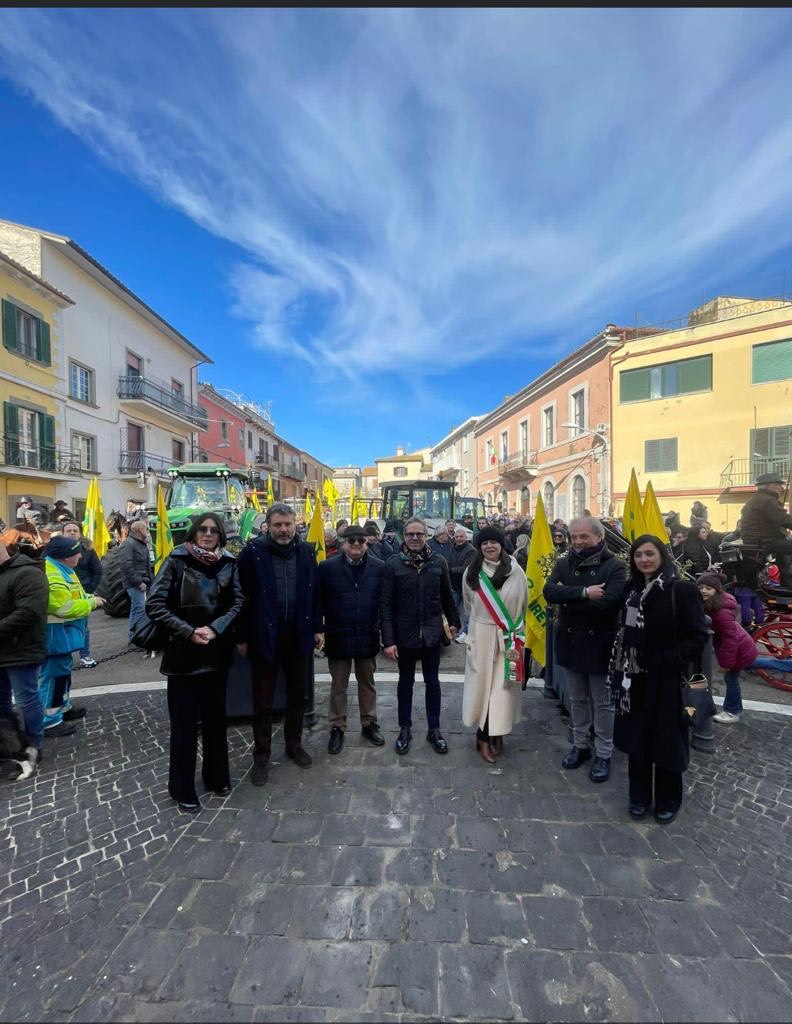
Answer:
[{"left": 752, "top": 621, "right": 792, "bottom": 693}]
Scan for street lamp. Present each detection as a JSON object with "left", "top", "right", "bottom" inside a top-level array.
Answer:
[{"left": 560, "top": 422, "right": 610, "bottom": 515}]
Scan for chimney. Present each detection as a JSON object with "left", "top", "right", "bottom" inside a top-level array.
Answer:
[{"left": 396, "top": 446, "right": 404, "bottom": 456}]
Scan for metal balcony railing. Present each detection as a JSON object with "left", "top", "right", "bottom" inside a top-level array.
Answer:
[
  {"left": 281, "top": 461, "right": 305, "bottom": 481},
  {"left": 720, "top": 457, "right": 789, "bottom": 489},
  {"left": 117, "top": 374, "right": 208, "bottom": 429},
  {"left": 1, "top": 435, "right": 83, "bottom": 476},
  {"left": 255, "top": 451, "right": 279, "bottom": 471},
  {"left": 499, "top": 451, "right": 539, "bottom": 476},
  {"left": 119, "top": 450, "right": 182, "bottom": 475}
]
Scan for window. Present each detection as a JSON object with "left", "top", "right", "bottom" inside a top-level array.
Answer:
[
  {"left": 463, "top": 432, "right": 470, "bottom": 454},
  {"left": 238, "top": 429, "right": 244, "bottom": 448},
  {"left": 543, "top": 407, "right": 555, "bottom": 448},
  {"left": 500, "top": 430, "right": 508, "bottom": 462},
  {"left": 571, "top": 476, "right": 586, "bottom": 518},
  {"left": 519, "top": 420, "right": 529, "bottom": 457},
  {"left": 463, "top": 468, "right": 470, "bottom": 492},
  {"left": 171, "top": 379, "right": 183, "bottom": 397},
  {"left": 542, "top": 481, "right": 554, "bottom": 519},
  {"left": 486, "top": 439, "right": 495, "bottom": 467},
  {"left": 1, "top": 299, "right": 51, "bottom": 364},
  {"left": 393, "top": 466, "right": 408, "bottom": 477},
  {"left": 71, "top": 432, "right": 96, "bottom": 472},
  {"left": 752, "top": 339, "right": 792, "bottom": 384},
  {"left": 500, "top": 489, "right": 508, "bottom": 512},
  {"left": 571, "top": 389, "right": 585, "bottom": 433},
  {"left": 69, "top": 361, "right": 94, "bottom": 404},
  {"left": 3, "top": 403, "right": 56, "bottom": 470},
  {"left": 645, "top": 437, "right": 678, "bottom": 472},
  {"left": 248, "top": 431, "right": 253, "bottom": 449},
  {"left": 751, "top": 425, "right": 791, "bottom": 476},
  {"left": 620, "top": 355, "right": 712, "bottom": 403},
  {"left": 172, "top": 439, "right": 185, "bottom": 464},
  {"left": 219, "top": 420, "right": 228, "bottom": 442},
  {"left": 126, "top": 352, "right": 143, "bottom": 377}
]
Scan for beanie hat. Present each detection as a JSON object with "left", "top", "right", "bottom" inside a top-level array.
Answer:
[
  {"left": 46, "top": 535, "right": 82, "bottom": 560},
  {"left": 696, "top": 571, "right": 725, "bottom": 591},
  {"left": 475, "top": 526, "right": 507, "bottom": 548}
]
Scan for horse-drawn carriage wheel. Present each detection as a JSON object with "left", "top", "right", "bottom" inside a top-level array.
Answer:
[{"left": 752, "top": 620, "right": 792, "bottom": 693}]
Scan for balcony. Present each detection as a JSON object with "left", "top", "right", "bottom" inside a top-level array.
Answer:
[
  {"left": 255, "top": 451, "right": 279, "bottom": 472},
  {"left": 720, "top": 457, "right": 789, "bottom": 491},
  {"left": 499, "top": 450, "right": 539, "bottom": 482},
  {"left": 119, "top": 450, "right": 182, "bottom": 475},
  {"left": 1, "top": 435, "right": 83, "bottom": 478},
  {"left": 117, "top": 374, "right": 208, "bottom": 430},
  {"left": 281, "top": 461, "right": 305, "bottom": 481}
]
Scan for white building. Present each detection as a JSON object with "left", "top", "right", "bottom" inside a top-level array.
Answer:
[
  {"left": 431, "top": 415, "right": 483, "bottom": 497},
  {"left": 0, "top": 219, "right": 212, "bottom": 517}
]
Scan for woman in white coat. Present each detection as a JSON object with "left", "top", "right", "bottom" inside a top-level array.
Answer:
[{"left": 462, "top": 526, "right": 528, "bottom": 764}]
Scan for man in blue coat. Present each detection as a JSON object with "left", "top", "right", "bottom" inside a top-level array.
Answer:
[
  {"left": 237, "top": 503, "right": 323, "bottom": 786},
  {"left": 318, "top": 524, "right": 386, "bottom": 755}
]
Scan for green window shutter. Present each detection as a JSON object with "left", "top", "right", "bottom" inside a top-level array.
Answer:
[
  {"left": 2, "top": 300, "right": 18, "bottom": 352},
  {"left": 36, "top": 318, "right": 51, "bottom": 365},
  {"left": 4, "top": 402, "right": 20, "bottom": 466},
  {"left": 620, "top": 367, "right": 651, "bottom": 403},
  {"left": 645, "top": 440, "right": 660, "bottom": 473},
  {"left": 39, "top": 413, "right": 56, "bottom": 472},
  {"left": 752, "top": 339, "right": 792, "bottom": 384},
  {"left": 645, "top": 437, "right": 677, "bottom": 472},
  {"left": 676, "top": 355, "right": 712, "bottom": 394}
]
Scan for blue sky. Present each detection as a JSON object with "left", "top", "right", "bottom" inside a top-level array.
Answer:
[{"left": 2, "top": 8, "right": 792, "bottom": 466}]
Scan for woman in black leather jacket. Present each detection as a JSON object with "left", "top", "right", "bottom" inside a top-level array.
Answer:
[{"left": 146, "top": 513, "right": 245, "bottom": 813}]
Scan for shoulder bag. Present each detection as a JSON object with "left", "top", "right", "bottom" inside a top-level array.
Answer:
[{"left": 671, "top": 584, "right": 716, "bottom": 729}]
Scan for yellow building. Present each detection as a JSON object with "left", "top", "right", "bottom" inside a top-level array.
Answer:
[
  {"left": 611, "top": 296, "right": 792, "bottom": 531},
  {"left": 1, "top": 251, "right": 75, "bottom": 522},
  {"left": 374, "top": 446, "right": 433, "bottom": 486}
]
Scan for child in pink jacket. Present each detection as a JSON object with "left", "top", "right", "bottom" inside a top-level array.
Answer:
[{"left": 697, "top": 572, "right": 792, "bottom": 723}]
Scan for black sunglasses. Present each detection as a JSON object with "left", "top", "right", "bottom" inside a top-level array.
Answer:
[
  {"left": 197, "top": 526, "right": 220, "bottom": 535},
  {"left": 345, "top": 537, "right": 366, "bottom": 545}
]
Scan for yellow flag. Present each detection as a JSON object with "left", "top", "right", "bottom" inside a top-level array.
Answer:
[
  {"left": 642, "top": 481, "right": 668, "bottom": 543},
  {"left": 622, "top": 468, "right": 647, "bottom": 544},
  {"left": 304, "top": 492, "right": 312, "bottom": 522},
  {"left": 267, "top": 474, "right": 275, "bottom": 507},
  {"left": 306, "top": 488, "right": 326, "bottom": 562},
  {"left": 249, "top": 489, "right": 262, "bottom": 513},
  {"left": 82, "top": 477, "right": 111, "bottom": 557},
  {"left": 322, "top": 477, "right": 338, "bottom": 512},
  {"left": 524, "top": 495, "right": 555, "bottom": 667},
  {"left": 155, "top": 484, "right": 174, "bottom": 573}
]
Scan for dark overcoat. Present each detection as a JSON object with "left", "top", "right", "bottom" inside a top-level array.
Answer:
[{"left": 318, "top": 552, "right": 385, "bottom": 659}]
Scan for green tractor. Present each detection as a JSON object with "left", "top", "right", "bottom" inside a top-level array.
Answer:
[{"left": 98, "top": 463, "right": 260, "bottom": 618}]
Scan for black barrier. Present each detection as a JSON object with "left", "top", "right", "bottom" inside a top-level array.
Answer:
[{"left": 225, "top": 649, "right": 316, "bottom": 726}]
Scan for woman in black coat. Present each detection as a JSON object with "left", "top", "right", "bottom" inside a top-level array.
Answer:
[
  {"left": 146, "top": 513, "right": 245, "bottom": 813},
  {"left": 609, "top": 535, "right": 709, "bottom": 824}
]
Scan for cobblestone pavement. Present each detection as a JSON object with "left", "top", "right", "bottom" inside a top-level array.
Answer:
[{"left": 2, "top": 669, "right": 792, "bottom": 1022}]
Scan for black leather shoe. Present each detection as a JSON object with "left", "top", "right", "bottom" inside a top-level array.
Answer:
[
  {"left": 177, "top": 800, "right": 201, "bottom": 814},
  {"left": 251, "top": 762, "right": 269, "bottom": 786},
  {"left": 427, "top": 729, "right": 448, "bottom": 754},
  {"left": 328, "top": 727, "right": 344, "bottom": 755},
  {"left": 361, "top": 723, "right": 385, "bottom": 747},
  {"left": 287, "top": 747, "right": 313, "bottom": 769},
  {"left": 628, "top": 803, "right": 647, "bottom": 820},
  {"left": 44, "top": 721, "right": 77, "bottom": 738},
  {"left": 63, "top": 705, "right": 87, "bottom": 721},
  {"left": 562, "top": 746, "right": 592, "bottom": 769},
  {"left": 213, "top": 786, "right": 231, "bottom": 796},
  {"left": 655, "top": 807, "right": 679, "bottom": 825},
  {"left": 395, "top": 728, "right": 412, "bottom": 755},
  {"left": 589, "top": 756, "right": 611, "bottom": 783}
]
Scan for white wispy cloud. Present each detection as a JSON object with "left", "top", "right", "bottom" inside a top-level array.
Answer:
[{"left": 2, "top": 7, "right": 792, "bottom": 390}]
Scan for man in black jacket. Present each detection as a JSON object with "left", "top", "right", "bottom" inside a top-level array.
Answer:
[
  {"left": 381, "top": 517, "right": 460, "bottom": 755},
  {"left": 0, "top": 536, "right": 49, "bottom": 758},
  {"left": 447, "top": 526, "right": 475, "bottom": 643},
  {"left": 237, "top": 503, "right": 323, "bottom": 786},
  {"left": 319, "top": 524, "right": 386, "bottom": 755},
  {"left": 544, "top": 516, "right": 627, "bottom": 783},
  {"left": 119, "top": 521, "right": 153, "bottom": 643},
  {"left": 740, "top": 472, "right": 792, "bottom": 587}
]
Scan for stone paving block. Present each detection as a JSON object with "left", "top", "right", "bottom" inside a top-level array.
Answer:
[
  {"left": 384, "top": 848, "right": 435, "bottom": 886},
  {"left": 390, "top": 786, "right": 437, "bottom": 815},
  {"left": 643, "top": 859, "right": 711, "bottom": 901},
  {"left": 253, "top": 1007, "right": 327, "bottom": 1022},
  {"left": 97, "top": 927, "right": 190, "bottom": 998},
  {"left": 501, "top": 818, "right": 552, "bottom": 854},
  {"left": 159, "top": 933, "right": 249, "bottom": 1002},
  {"left": 172, "top": 840, "right": 240, "bottom": 880},
  {"left": 706, "top": 956, "right": 792, "bottom": 1021},
  {"left": 272, "top": 812, "right": 324, "bottom": 844},
  {"left": 434, "top": 848, "right": 494, "bottom": 891},
  {"left": 287, "top": 886, "right": 357, "bottom": 940},
  {"left": 281, "top": 845, "right": 340, "bottom": 884},
  {"left": 364, "top": 813, "right": 412, "bottom": 846},
  {"left": 218, "top": 809, "right": 279, "bottom": 843},
  {"left": 230, "top": 936, "right": 309, "bottom": 1006},
  {"left": 407, "top": 887, "right": 465, "bottom": 942},
  {"left": 331, "top": 846, "right": 384, "bottom": 887},
  {"left": 546, "top": 822, "right": 607, "bottom": 856},
  {"left": 300, "top": 942, "right": 373, "bottom": 1010},
  {"left": 372, "top": 942, "right": 439, "bottom": 1016},
  {"left": 641, "top": 899, "right": 720, "bottom": 956},
  {"left": 226, "top": 842, "right": 287, "bottom": 886},
  {"left": 349, "top": 887, "right": 408, "bottom": 941},
  {"left": 229, "top": 884, "right": 297, "bottom": 936},
  {"left": 456, "top": 815, "right": 507, "bottom": 851},
  {"left": 583, "top": 898, "right": 659, "bottom": 953},
  {"left": 169, "top": 880, "right": 239, "bottom": 932},
  {"left": 439, "top": 943, "right": 513, "bottom": 1020},
  {"left": 348, "top": 788, "right": 391, "bottom": 815},
  {"left": 410, "top": 813, "right": 455, "bottom": 849},
  {"left": 466, "top": 891, "right": 528, "bottom": 945},
  {"left": 632, "top": 953, "right": 741, "bottom": 1021},
  {"left": 579, "top": 854, "right": 651, "bottom": 899},
  {"left": 488, "top": 851, "right": 543, "bottom": 894},
  {"left": 318, "top": 813, "right": 368, "bottom": 847},
  {"left": 131, "top": 1000, "right": 254, "bottom": 1022},
  {"left": 522, "top": 894, "right": 588, "bottom": 950}
]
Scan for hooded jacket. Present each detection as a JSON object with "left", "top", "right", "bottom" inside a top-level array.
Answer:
[
  {"left": 0, "top": 552, "right": 48, "bottom": 667},
  {"left": 708, "top": 591, "right": 759, "bottom": 671}
]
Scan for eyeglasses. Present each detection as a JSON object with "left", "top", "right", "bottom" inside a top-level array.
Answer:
[
  {"left": 405, "top": 532, "right": 426, "bottom": 539},
  {"left": 197, "top": 526, "right": 220, "bottom": 535},
  {"left": 346, "top": 538, "right": 366, "bottom": 545}
]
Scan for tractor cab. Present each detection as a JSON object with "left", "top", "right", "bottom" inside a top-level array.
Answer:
[
  {"left": 377, "top": 480, "right": 464, "bottom": 541},
  {"left": 152, "top": 463, "right": 255, "bottom": 550}
]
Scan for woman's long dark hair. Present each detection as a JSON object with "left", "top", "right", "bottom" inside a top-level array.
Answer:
[
  {"left": 467, "top": 547, "right": 512, "bottom": 591},
  {"left": 185, "top": 511, "right": 227, "bottom": 548},
  {"left": 627, "top": 534, "right": 677, "bottom": 589}
]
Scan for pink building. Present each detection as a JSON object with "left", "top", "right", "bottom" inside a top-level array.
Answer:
[
  {"left": 474, "top": 326, "right": 629, "bottom": 520},
  {"left": 197, "top": 383, "right": 247, "bottom": 470}
]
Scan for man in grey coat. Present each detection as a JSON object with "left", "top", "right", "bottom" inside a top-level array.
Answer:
[{"left": 119, "top": 521, "right": 154, "bottom": 643}]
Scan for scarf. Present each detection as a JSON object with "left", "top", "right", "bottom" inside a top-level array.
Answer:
[
  {"left": 477, "top": 566, "right": 525, "bottom": 685},
  {"left": 186, "top": 542, "right": 222, "bottom": 564},
  {"left": 399, "top": 543, "right": 431, "bottom": 571},
  {"left": 569, "top": 540, "right": 605, "bottom": 565},
  {"left": 608, "top": 568, "right": 674, "bottom": 714},
  {"left": 266, "top": 535, "right": 297, "bottom": 559}
]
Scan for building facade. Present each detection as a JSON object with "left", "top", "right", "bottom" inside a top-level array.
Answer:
[
  {"left": 198, "top": 383, "right": 248, "bottom": 470},
  {"left": 611, "top": 296, "right": 792, "bottom": 531},
  {"left": 0, "top": 219, "right": 211, "bottom": 518},
  {"left": 475, "top": 327, "right": 624, "bottom": 519},
  {"left": 0, "top": 251, "right": 75, "bottom": 523},
  {"left": 431, "top": 415, "right": 482, "bottom": 499},
  {"left": 375, "top": 446, "right": 433, "bottom": 486}
]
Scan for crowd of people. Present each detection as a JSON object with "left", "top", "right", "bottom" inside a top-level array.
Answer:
[{"left": 1, "top": 471, "right": 790, "bottom": 827}]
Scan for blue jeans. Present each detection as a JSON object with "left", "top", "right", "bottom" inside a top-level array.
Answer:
[
  {"left": 127, "top": 587, "right": 146, "bottom": 643},
  {"left": 722, "top": 669, "right": 743, "bottom": 714},
  {"left": 79, "top": 623, "right": 92, "bottom": 659},
  {"left": 0, "top": 664, "right": 44, "bottom": 748},
  {"left": 453, "top": 590, "right": 469, "bottom": 633}
]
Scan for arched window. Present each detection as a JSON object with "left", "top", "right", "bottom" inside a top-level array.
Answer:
[
  {"left": 571, "top": 475, "right": 586, "bottom": 519},
  {"left": 542, "top": 481, "right": 554, "bottom": 519}
]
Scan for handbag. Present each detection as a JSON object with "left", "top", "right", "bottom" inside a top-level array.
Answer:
[
  {"left": 671, "top": 585, "right": 716, "bottom": 729},
  {"left": 130, "top": 612, "right": 169, "bottom": 652}
]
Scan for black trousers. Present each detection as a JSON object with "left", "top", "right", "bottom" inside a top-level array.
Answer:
[
  {"left": 628, "top": 756, "right": 683, "bottom": 814},
  {"left": 251, "top": 629, "right": 307, "bottom": 762},
  {"left": 167, "top": 672, "right": 230, "bottom": 804},
  {"left": 397, "top": 645, "right": 442, "bottom": 731}
]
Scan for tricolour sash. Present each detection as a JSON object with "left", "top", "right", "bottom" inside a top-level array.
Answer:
[{"left": 477, "top": 572, "right": 526, "bottom": 686}]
